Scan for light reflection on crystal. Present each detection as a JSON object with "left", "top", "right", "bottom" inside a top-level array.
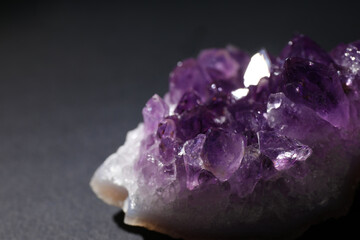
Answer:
[
  {"left": 243, "top": 49, "right": 271, "bottom": 87},
  {"left": 231, "top": 88, "right": 249, "bottom": 100}
]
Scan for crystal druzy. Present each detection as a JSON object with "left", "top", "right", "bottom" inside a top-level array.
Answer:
[{"left": 90, "top": 35, "right": 360, "bottom": 239}]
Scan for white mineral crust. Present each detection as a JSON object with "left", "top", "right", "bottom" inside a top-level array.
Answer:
[{"left": 90, "top": 124, "right": 144, "bottom": 211}]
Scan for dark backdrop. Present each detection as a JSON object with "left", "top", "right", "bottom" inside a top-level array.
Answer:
[{"left": 1, "top": 1, "right": 360, "bottom": 239}]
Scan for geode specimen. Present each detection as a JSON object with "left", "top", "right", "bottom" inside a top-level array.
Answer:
[{"left": 90, "top": 35, "right": 360, "bottom": 239}]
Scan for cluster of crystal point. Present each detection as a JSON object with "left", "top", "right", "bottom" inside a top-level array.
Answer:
[{"left": 91, "top": 35, "right": 360, "bottom": 239}]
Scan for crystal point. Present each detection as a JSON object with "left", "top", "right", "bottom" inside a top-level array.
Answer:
[
  {"left": 198, "top": 49, "right": 240, "bottom": 81},
  {"left": 258, "top": 131, "right": 312, "bottom": 171},
  {"left": 142, "top": 94, "right": 169, "bottom": 134},
  {"left": 183, "top": 134, "right": 207, "bottom": 190},
  {"left": 169, "top": 59, "right": 209, "bottom": 104},
  {"left": 280, "top": 34, "right": 333, "bottom": 65},
  {"left": 201, "top": 128, "right": 245, "bottom": 181},
  {"left": 283, "top": 57, "right": 350, "bottom": 128}
]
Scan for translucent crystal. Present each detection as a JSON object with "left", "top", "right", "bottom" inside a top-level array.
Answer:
[
  {"left": 198, "top": 49, "right": 240, "bottom": 81},
  {"left": 169, "top": 59, "right": 209, "bottom": 104},
  {"left": 331, "top": 41, "right": 360, "bottom": 99},
  {"left": 142, "top": 94, "right": 169, "bottom": 134},
  {"left": 279, "top": 34, "right": 333, "bottom": 65},
  {"left": 266, "top": 92, "right": 335, "bottom": 142},
  {"left": 182, "top": 134, "right": 207, "bottom": 190},
  {"left": 282, "top": 57, "right": 350, "bottom": 128},
  {"left": 258, "top": 131, "right": 312, "bottom": 171},
  {"left": 201, "top": 128, "right": 245, "bottom": 181}
]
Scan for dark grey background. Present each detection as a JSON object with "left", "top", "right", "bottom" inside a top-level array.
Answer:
[{"left": 1, "top": 1, "right": 360, "bottom": 239}]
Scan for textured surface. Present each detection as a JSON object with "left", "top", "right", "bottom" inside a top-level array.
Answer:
[
  {"left": 2, "top": 1, "right": 360, "bottom": 240},
  {"left": 91, "top": 33, "right": 360, "bottom": 239}
]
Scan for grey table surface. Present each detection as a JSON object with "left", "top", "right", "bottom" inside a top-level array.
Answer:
[{"left": 1, "top": 1, "right": 360, "bottom": 239}]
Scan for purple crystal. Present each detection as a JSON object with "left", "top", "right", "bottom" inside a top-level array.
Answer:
[
  {"left": 158, "top": 137, "right": 176, "bottom": 164},
  {"left": 230, "top": 146, "right": 275, "bottom": 197},
  {"left": 226, "top": 45, "right": 250, "bottom": 78},
  {"left": 176, "top": 108, "right": 203, "bottom": 141},
  {"left": 232, "top": 110, "right": 268, "bottom": 145},
  {"left": 176, "top": 97, "right": 233, "bottom": 142},
  {"left": 169, "top": 59, "right": 209, "bottom": 104},
  {"left": 331, "top": 41, "right": 360, "bottom": 99},
  {"left": 266, "top": 92, "right": 336, "bottom": 142},
  {"left": 279, "top": 35, "right": 333, "bottom": 65},
  {"left": 135, "top": 134, "right": 161, "bottom": 182},
  {"left": 182, "top": 134, "right": 207, "bottom": 190},
  {"left": 331, "top": 40, "right": 360, "bottom": 73},
  {"left": 174, "top": 91, "right": 202, "bottom": 115},
  {"left": 137, "top": 34, "right": 357, "bottom": 194},
  {"left": 282, "top": 57, "right": 350, "bottom": 128},
  {"left": 258, "top": 131, "right": 312, "bottom": 171},
  {"left": 201, "top": 128, "right": 245, "bottom": 181},
  {"left": 198, "top": 49, "right": 240, "bottom": 81},
  {"left": 157, "top": 118, "right": 177, "bottom": 139},
  {"left": 142, "top": 94, "right": 169, "bottom": 134},
  {"left": 209, "top": 80, "right": 238, "bottom": 96}
]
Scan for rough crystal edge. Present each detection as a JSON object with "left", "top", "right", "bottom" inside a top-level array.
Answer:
[
  {"left": 101, "top": 173, "right": 360, "bottom": 240},
  {"left": 89, "top": 123, "right": 360, "bottom": 239},
  {"left": 90, "top": 124, "right": 144, "bottom": 208}
]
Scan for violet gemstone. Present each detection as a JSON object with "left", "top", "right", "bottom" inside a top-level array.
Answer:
[
  {"left": 174, "top": 91, "right": 202, "bottom": 115},
  {"left": 157, "top": 118, "right": 177, "bottom": 139},
  {"left": 176, "top": 108, "right": 203, "bottom": 141},
  {"left": 226, "top": 45, "right": 250, "bottom": 78},
  {"left": 142, "top": 94, "right": 169, "bottom": 134},
  {"left": 169, "top": 59, "right": 209, "bottom": 104},
  {"left": 209, "top": 79, "right": 238, "bottom": 96},
  {"left": 331, "top": 41, "right": 360, "bottom": 98},
  {"left": 331, "top": 40, "right": 360, "bottom": 74},
  {"left": 198, "top": 49, "right": 240, "bottom": 81},
  {"left": 230, "top": 146, "right": 275, "bottom": 197},
  {"left": 157, "top": 118, "right": 178, "bottom": 164},
  {"left": 201, "top": 128, "right": 245, "bottom": 181},
  {"left": 236, "top": 110, "right": 266, "bottom": 133},
  {"left": 91, "top": 35, "right": 360, "bottom": 240},
  {"left": 283, "top": 57, "right": 350, "bottom": 128},
  {"left": 266, "top": 92, "right": 335, "bottom": 142},
  {"left": 258, "top": 131, "right": 312, "bottom": 171},
  {"left": 279, "top": 34, "right": 333, "bottom": 65},
  {"left": 158, "top": 137, "right": 176, "bottom": 164},
  {"left": 183, "top": 134, "right": 207, "bottom": 190}
]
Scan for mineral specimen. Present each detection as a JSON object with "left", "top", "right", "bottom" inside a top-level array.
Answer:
[{"left": 90, "top": 35, "right": 360, "bottom": 239}]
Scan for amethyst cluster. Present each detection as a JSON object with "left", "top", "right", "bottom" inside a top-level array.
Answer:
[
  {"left": 91, "top": 35, "right": 360, "bottom": 239},
  {"left": 140, "top": 35, "right": 357, "bottom": 190}
]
